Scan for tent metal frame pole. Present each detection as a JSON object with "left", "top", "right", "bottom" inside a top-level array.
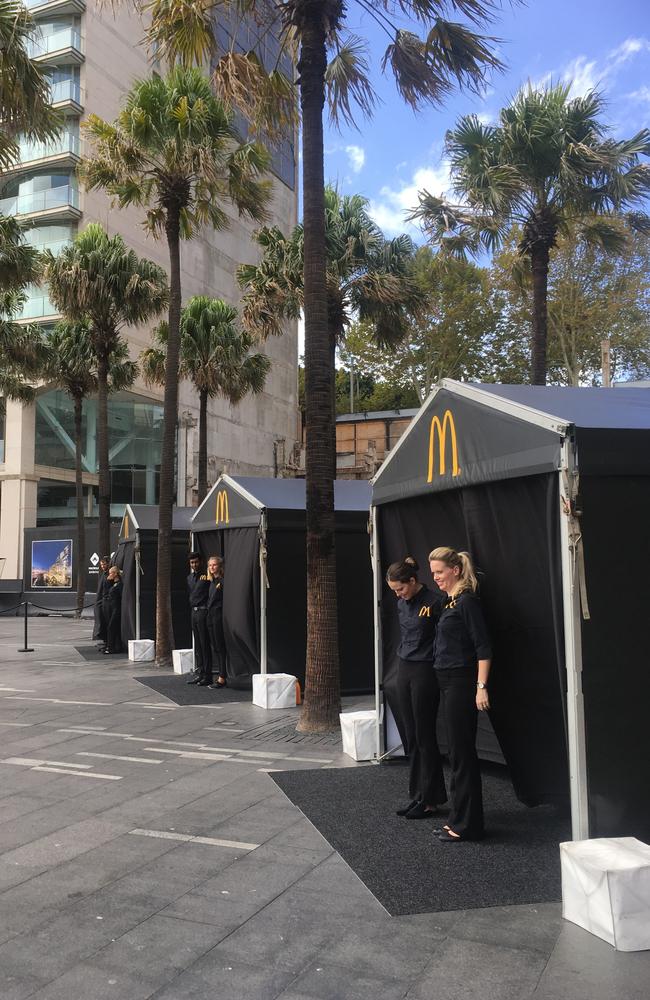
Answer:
[
  {"left": 370, "top": 505, "right": 384, "bottom": 761},
  {"left": 259, "top": 513, "right": 268, "bottom": 675},
  {"left": 558, "top": 442, "right": 589, "bottom": 841},
  {"left": 135, "top": 530, "right": 141, "bottom": 641}
]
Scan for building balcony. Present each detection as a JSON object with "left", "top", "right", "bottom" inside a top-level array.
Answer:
[
  {"left": 14, "top": 288, "right": 61, "bottom": 322},
  {"left": 0, "top": 185, "right": 81, "bottom": 222},
  {"left": 49, "top": 79, "right": 83, "bottom": 113},
  {"left": 27, "top": 28, "right": 84, "bottom": 66},
  {"left": 24, "top": 0, "right": 86, "bottom": 15},
  {"left": 10, "top": 133, "right": 81, "bottom": 174}
]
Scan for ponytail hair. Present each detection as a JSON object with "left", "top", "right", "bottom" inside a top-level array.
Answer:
[
  {"left": 428, "top": 546, "right": 478, "bottom": 594},
  {"left": 386, "top": 555, "right": 419, "bottom": 584}
]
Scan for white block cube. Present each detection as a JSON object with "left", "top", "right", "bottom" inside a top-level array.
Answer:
[
  {"left": 128, "top": 639, "right": 155, "bottom": 662},
  {"left": 252, "top": 673, "right": 298, "bottom": 709},
  {"left": 561, "top": 837, "right": 650, "bottom": 951},
  {"left": 172, "top": 648, "right": 194, "bottom": 675},
  {"left": 340, "top": 710, "right": 377, "bottom": 762}
]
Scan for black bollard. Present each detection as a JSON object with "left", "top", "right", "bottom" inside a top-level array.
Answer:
[{"left": 18, "top": 601, "right": 34, "bottom": 653}]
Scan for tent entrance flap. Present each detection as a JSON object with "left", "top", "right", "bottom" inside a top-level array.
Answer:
[{"left": 374, "top": 473, "right": 569, "bottom": 808}]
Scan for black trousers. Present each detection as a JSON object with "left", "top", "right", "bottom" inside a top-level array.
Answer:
[
  {"left": 93, "top": 599, "right": 107, "bottom": 641},
  {"left": 207, "top": 608, "right": 226, "bottom": 680},
  {"left": 191, "top": 608, "right": 211, "bottom": 681},
  {"left": 437, "top": 667, "right": 484, "bottom": 839},
  {"left": 106, "top": 609, "right": 122, "bottom": 653},
  {"left": 397, "top": 658, "right": 447, "bottom": 806}
]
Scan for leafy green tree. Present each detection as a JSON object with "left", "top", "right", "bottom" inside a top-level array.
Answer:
[
  {"left": 412, "top": 84, "right": 650, "bottom": 384},
  {"left": 142, "top": 296, "right": 271, "bottom": 503},
  {"left": 45, "top": 224, "right": 168, "bottom": 558},
  {"left": 147, "top": 0, "right": 505, "bottom": 729},
  {"left": 492, "top": 226, "right": 650, "bottom": 385},
  {"left": 82, "top": 69, "right": 271, "bottom": 664},
  {"left": 0, "top": 0, "right": 61, "bottom": 170},
  {"left": 45, "top": 324, "right": 137, "bottom": 614}
]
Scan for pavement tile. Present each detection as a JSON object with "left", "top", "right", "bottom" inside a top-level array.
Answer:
[
  {"left": 147, "top": 959, "right": 296, "bottom": 1000},
  {"left": 277, "top": 961, "right": 409, "bottom": 1000},
  {"left": 405, "top": 937, "right": 548, "bottom": 1000},
  {"left": 532, "top": 921, "right": 650, "bottom": 1000},
  {"left": 314, "top": 914, "right": 444, "bottom": 981},
  {"left": 450, "top": 902, "right": 563, "bottom": 955}
]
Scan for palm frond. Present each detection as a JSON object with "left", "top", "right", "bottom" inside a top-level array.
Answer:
[{"left": 326, "top": 34, "right": 378, "bottom": 129}]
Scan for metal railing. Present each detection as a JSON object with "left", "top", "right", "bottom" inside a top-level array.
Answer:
[
  {"left": 26, "top": 28, "right": 83, "bottom": 60},
  {"left": 49, "top": 80, "right": 83, "bottom": 106},
  {"left": 0, "top": 185, "right": 80, "bottom": 217},
  {"left": 17, "top": 132, "right": 80, "bottom": 165}
]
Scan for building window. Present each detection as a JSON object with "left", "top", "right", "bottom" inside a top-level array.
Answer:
[
  {"left": 0, "top": 399, "right": 5, "bottom": 464},
  {"left": 35, "top": 390, "right": 165, "bottom": 517}
]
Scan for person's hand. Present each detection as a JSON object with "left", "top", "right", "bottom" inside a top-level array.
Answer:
[{"left": 476, "top": 689, "right": 490, "bottom": 711}]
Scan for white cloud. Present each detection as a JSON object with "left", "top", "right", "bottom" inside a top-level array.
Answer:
[
  {"left": 629, "top": 85, "right": 650, "bottom": 104},
  {"left": 368, "top": 161, "right": 453, "bottom": 237},
  {"left": 345, "top": 145, "right": 365, "bottom": 173},
  {"left": 533, "top": 36, "right": 650, "bottom": 99}
]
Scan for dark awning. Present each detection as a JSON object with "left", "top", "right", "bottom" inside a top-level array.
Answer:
[
  {"left": 119, "top": 505, "right": 195, "bottom": 543},
  {"left": 372, "top": 382, "right": 650, "bottom": 506}
]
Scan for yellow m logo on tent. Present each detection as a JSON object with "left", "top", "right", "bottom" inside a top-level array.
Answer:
[
  {"left": 427, "top": 409, "right": 460, "bottom": 481},
  {"left": 215, "top": 490, "right": 230, "bottom": 525}
]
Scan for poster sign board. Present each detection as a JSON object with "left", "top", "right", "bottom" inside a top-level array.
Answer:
[{"left": 30, "top": 539, "right": 73, "bottom": 589}]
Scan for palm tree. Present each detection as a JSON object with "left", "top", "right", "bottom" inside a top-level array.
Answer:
[
  {"left": 82, "top": 67, "right": 271, "bottom": 666},
  {"left": 44, "top": 323, "right": 138, "bottom": 615},
  {"left": 0, "top": 0, "right": 61, "bottom": 170},
  {"left": 411, "top": 84, "right": 650, "bottom": 384},
  {"left": 45, "top": 224, "right": 168, "bottom": 558},
  {"left": 142, "top": 296, "right": 271, "bottom": 503},
  {"left": 145, "top": 0, "right": 504, "bottom": 728},
  {"left": 0, "top": 216, "right": 48, "bottom": 399}
]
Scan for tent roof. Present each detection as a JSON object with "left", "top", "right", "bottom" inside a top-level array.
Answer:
[
  {"left": 476, "top": 384, "right": 650, "bottom": 430},
  {"left": 119, "top": 504, "right": 194, "bottom": 541},
  {"left": 192, "top": 475, "right": 371, "bottom": 531},
  {"left": 372, "top": 380, "right": 650, "bottom": 506}
]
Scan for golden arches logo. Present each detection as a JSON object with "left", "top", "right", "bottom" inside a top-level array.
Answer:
[
  {"left": 215, "top": 490, "right": 230, "bottom": 525},
  {"left": 427, "top": 409, "right": 460, "bottom": 481}
]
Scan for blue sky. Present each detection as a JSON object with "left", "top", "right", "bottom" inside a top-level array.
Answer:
[{"left": 319, "top": 0, "right": 650, "bottom": 238}]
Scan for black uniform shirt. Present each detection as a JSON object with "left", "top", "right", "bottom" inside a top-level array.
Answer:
[
  {"left": 396, "top": 585, "right": 442, "bottom": 662},
  {"left": 187, "top": 572, "right": 210, "bottom": 608},
  {"left": 207, "top": 578, "right": 223, "bottom": 612},
  {"left": 107, "top": 579, "right": 123, "bottom": 610},
  {"left": 97, "top": 571, "right": 112, "bottom": 601},
  {"left": 433, "top": 591, "right": 492, "bottom": 670}
]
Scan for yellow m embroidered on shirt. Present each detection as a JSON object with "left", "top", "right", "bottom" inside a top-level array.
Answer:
[{"left": 418, "top": 606, "right": 431, "bottom": 617}]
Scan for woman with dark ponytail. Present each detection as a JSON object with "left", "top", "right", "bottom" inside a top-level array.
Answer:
[
  {"left": 429, "top": 546, "right": 492, "bottom": 842},
  {"left": 386, "top": 556, "right": 447, "bottom": 819}
]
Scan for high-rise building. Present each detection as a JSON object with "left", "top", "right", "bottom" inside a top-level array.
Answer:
[{"left": 0, "top": 2, "right": 299, "bottom": 578}]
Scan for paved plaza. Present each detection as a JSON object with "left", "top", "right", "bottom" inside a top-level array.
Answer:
[{"left": 0, "top": 616, "right": 648, "bottom": 999}]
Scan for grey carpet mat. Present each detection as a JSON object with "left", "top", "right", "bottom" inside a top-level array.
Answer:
[
  {"left": 133, "top": 673, "right": 252, "bottom": 705},
  {"left": 272, "top": 762, "right": 570, "bottom": 915},
  {"left": 75, "top": 645, "right": 121, "bottom": 661}
]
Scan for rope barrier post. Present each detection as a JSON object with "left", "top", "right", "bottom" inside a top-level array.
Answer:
[{"left": 18, "top": 601, "right": 34, "bottom": 653}]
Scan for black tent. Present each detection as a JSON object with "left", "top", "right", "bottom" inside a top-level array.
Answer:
[
  {"left": 371, "top": 380, "right": 650, "bottom": 841},
  {"left": 191, "top": 475, "right": 374, "bottom": 693},
  {"left": 116, "top": 504, "right": 194, "bottom": 650}
]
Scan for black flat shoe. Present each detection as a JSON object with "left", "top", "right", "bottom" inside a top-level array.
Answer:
[
  {"left": 438, "top": 830, "right": 463, "bottom": 842},
  {"left": 396, "top": 798, "right": 420, "bottom": 817},
  {"left": 186, "top": 677, "right": 199, "bottom": 685},
  {"left": 197, "top": 680, "right": 210, "bottom": 686},
  {"left": 432, "top": 825, "right": 450, "bottom": 835},
  {"left": 405, "top": 801, "right": 438, "bottom": 820}
]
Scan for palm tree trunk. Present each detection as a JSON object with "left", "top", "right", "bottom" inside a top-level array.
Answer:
[
  {"left": 530, "top": 244, "right": 550, "bottom": 385},
  {"left": 96, "top": 346, "right": 110, "bottom": 556},
  {"left": 296, "top": 14, "right": 340, "bottom": 732},
  {"left": 73, "top": 393, "right": 86, "bottom": 618},
  {"left": 155, "top": 207, "right": 182, "bottom": 667},
  {"left": 197, "top": 386, "right": 208, "bottom": 504}
]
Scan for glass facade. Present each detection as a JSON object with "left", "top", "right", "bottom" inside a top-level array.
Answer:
[
  {"left": 35, "top": 390, "right": 165, "bottom": 520},
  {"left": 212, "top": 4, "right": 296, "bottom": 190},
  {"left": 0, "top": 400, "right": 5, "bottom": 464},
  {"left": 0, "top": 170, "right": 79, "bottom": 217}
]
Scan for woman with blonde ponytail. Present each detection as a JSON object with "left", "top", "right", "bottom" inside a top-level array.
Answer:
[{"left": 428, "top": 546, "right": 492, "bottom": 842}]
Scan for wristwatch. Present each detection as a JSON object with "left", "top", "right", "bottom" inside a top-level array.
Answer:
[{"left": 477, "top": 682, "right": 487, "bottom": 690}]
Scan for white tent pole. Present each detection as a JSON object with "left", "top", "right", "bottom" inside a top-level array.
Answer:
[
  {"left": 370, "top": 504, "right": 384, "bottom": 761},
  {"left": 259, "top": 513, "right": 268, "bottom": 675},
  {"left": 559, "top": 442, "right": 589, "bottom": 840},
  {"left": 135, "top": 530, "right": 141, "bottom": 641}
]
